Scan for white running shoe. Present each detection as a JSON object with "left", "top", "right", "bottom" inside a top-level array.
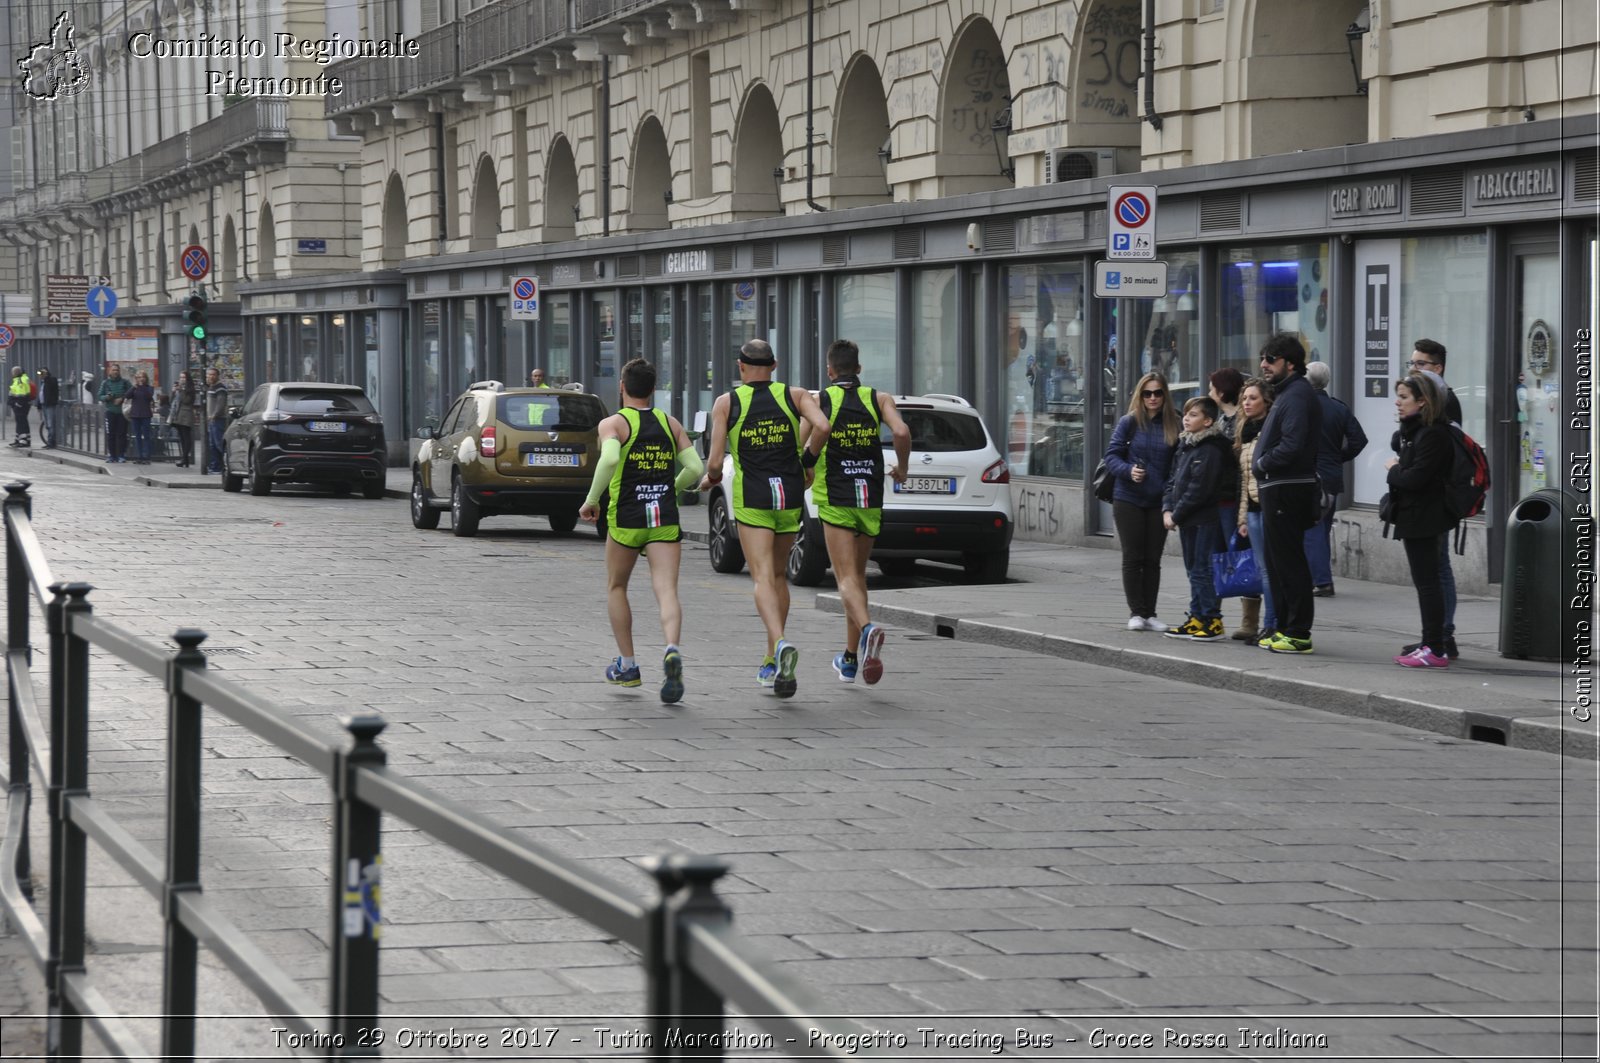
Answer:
[
  {"left": 1142, "top": 616, "right": 1166, "bottom": 632},
  {"left": 1127, "top": 616, "right": 1145, "bottom": 631}
]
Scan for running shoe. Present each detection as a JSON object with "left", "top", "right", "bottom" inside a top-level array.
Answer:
[
  {"left": 858, "top": 623, "right": 885, "bottom": 685},
  {"left": 660, "top": 648, "right": 684, "bottom": 703},
  {"left": 1256, "top": 630, "right": 1278, "bottom": 650},
  {"left": 1127, "top": 616, "right": 1145, "bottom": 631},
  {"left": 757, "top": 659, "right": 777, "bottom": 688},
  {"left": 1194, "top": 617, "right": 1225, "bottom": 641},
  {"left": 1141, "top": 616, "right": 1166, "bottom": 632},
  {"left": 605, "top": 658, "right": 642, "bottom": 687},
  {"left": 773, "top": 639, "right": 799, "bottom": 699},
  {"left": 1394, "top": 646, "right": 1449, "bottom": 669},
  {"left": 1262, "top": 633, "right": 1315, "bottom": 654},
  {"left": 1402, "top": 637, "right": 1460, "bottom": 659},
  {"left": 832, "top": 651, "right": 858, "bottom": 683}
]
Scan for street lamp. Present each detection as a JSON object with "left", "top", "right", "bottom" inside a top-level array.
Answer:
[
  {"left": 990, "top": 103, "right": 1014, "bottom": 181},
  {"left": 1345, "top": 7, "right": 1371, "bottom": 95}
]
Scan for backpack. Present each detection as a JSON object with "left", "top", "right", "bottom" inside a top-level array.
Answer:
[{"left": 1444, "top": 423, "right": 1490, "bottom": 547}]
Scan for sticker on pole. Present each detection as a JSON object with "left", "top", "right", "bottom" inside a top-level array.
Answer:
[
  {"left": 509, "top": 276, "right": 540, "bottom": 321},
  {"left": 0, "top": 325, "right": 13, "bottom": 349},
  {"left": 1107, "top": 185, "right": 1157, "bottom": 261},
  {"left": 180, "top": 245, "right": 211, "bottom": 280}
]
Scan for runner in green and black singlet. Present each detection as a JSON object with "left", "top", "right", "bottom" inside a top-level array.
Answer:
[
  {"left": 803, "top": 340, "right": 910, "bottom": 687},
  {"left": 607, "top": 405, "right": 681, "bottom": 549},
  {"left": 699, "top": 340, "right": 831, "bottom": 697},
  {"left": 581, "top": 359, "right": 704, "bottom": 703},
  {"left": 813, "top": 380, "right": 886, "bottom": 536},
  {"left": 728, "top": 381, "right": 804, "bottom": 530}
]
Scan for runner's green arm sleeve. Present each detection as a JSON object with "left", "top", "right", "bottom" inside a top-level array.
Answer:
[
  {"left": 674, "top": 446, "right": 705, "bottom": 491},
  {"left": 585, "top": 437, "right": 622, "bottom": 506}
]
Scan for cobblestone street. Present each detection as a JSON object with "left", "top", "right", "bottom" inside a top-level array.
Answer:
[{"left": 0, "top": 452, "right": 1594, "bottom": 1060}]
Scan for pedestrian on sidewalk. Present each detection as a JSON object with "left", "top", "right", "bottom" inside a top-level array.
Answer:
[
  {"left": 579, "top": 358, "right": 703, "bottom": 704},
  {"left": 167, "top": 371, "right": 197, "bottom": 467},
  {"left": 7, "top": 367, "right": 33, "bottom": 448},
  {"left": 97, "top": 364, "right": 132, "bottom": 462},
  {"left": 698, "top": 339, "right": 830, "bottom": 698},
  {"left": 1161, "top": 396, "right": 1233, "bottom": 641},
  {"left": 1304, "top": 361, "right": 1368, "bottom": 598},
  {"left": 126, "top": 370, "right": 157, "bottom": 464},
  {"left": 1233, "top": 378, "right": 1276, "bottom": 644},
  {"left": 203, "top": 368, "right": 228, "bottom": 473},
  {"left": 1385, "top": 370, "right": 1455, "bottom": 669},
  {"left": 809, "top": 339, "right": 910, "bottom": 685},
  {"left": 1252, "top": 334, "right": 1323, "bottom": 654},
  {"left": 1208, "top": 368, "right": 1244, "bottom": 634},
  {"left": 1105, "top": 371, "right": 1179, "bottom": 632},
  {"left": 34, "top": 368, "right": 59, "bottom": 448},
  {"left": 1403, "top": 339, "right": 1461, "bottom": 658}
]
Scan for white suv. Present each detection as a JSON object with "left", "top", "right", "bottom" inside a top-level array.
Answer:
[{"left": 704, "top": 393, "right": 1014, "bottom": 584}]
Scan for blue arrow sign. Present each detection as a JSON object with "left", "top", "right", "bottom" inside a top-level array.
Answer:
[{"left": 86, "top": 285, "right": 118, "bottom": 317}]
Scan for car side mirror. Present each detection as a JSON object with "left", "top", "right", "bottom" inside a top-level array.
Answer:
[
  {"left": 226, "top": 406, "right": 242, "bottom": 421},
  {"left": 414, "top": 425, "right": 437, "bottom": 440}
]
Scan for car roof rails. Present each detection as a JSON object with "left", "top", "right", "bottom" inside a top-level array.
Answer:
[
  {"left": 560, "top": 382, "right": 586, "bottom": 393},
  {"left": 915, "top": 393, "right": 972, "bottom": 407},
  {"left": 467, "top": 380, "right": 505, "bottom": 392}
]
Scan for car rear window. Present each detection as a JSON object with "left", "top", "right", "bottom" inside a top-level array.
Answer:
[
  {"left": 498, "top": 393, "right": 606, "bottom": 432},
  {"left": 276, "top": 390, "right": 376, "bottom": 415},
  {"left": 886, "top": 408, "right": 987, "bottom": 453}
]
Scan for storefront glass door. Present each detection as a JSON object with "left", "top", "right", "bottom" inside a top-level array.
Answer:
[
  {"left": 546, "top": 294, "right": 573, "bottom": 385},
  {"left": 1514, "top": 250, "right": 1562, "bottom": 499},
  {"left": 652, "top": 288, "right": 674, "bottom": 412}
]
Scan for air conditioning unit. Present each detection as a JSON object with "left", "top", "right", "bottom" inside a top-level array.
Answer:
[{"left": 1044, "top": 147, "right": 1132, "bottom": 184}]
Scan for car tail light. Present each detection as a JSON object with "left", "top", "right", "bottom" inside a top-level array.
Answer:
[
  {"left": 361, "top": 414, "right": 382, "bottom": 425},
  {"left": 479, "top": 425, "right": 497, "bottom": 457},
  {"left": 262, "top": 410, "right": 291, "bottom": 422},
  {"left": 981, "top": 459, "right": 1009, "bottom": 484}
]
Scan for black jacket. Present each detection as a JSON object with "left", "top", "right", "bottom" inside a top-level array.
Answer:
[
  {"left": 1314, "top": 391, "right": 1367, "bottom": 494},
  {"left": 37, "top": 375, "right": 59, "bottom": 407},
  {"left": 1443, "top": 386, "right": 1463, "bottom": 426},
  {"left": 1386, "top": 415, "right": 1454, "bottom": 539},
  {"left": 1253, "top": 371, "right": 1321, "bottom": 488},
  {"left": 1162, "top": 424, "right": 1232, "bottom": 527}
]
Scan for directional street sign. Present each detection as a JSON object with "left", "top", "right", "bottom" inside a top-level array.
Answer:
[
  {"left": 1107, "top": 185, "right": 1158, "bottom": 262},
  {"left": 0, "top": 324, "right": 13, "bottom": 349},
  {"left": 86, "top": 285, "right": 118, "bottom": 317},
  {"left": 47, "top": 274, "right": 90, "bottom": 323},
  {"left": 1094, "top": 260, "right": 1169, "bottom": 299},
  {"left": 509, "top": 276, "right": 540, "bottom": 321},
  {"left": 180, "top": 245, "right": 211, "bottom": 280}
]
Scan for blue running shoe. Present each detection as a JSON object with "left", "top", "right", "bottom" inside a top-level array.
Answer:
[
  {"left": 832, "top": 651, "right": 858, "bottom": 683},
  {"left": 756, "top": 660, "right": 777, "bottom": 688},
  {"left": 773, "top": 639, "right": 799, "bottom": 699},
  {"left": 858, "top": 623, "right": 885, "bottom": 685},
  {"left": 660, "top": 648, "right": 684, "bottom": 704},
  {"left": 605, "top": 658, "right": 642, "bottom": 687}
]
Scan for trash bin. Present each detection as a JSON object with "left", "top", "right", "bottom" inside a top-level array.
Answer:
[{"left": 1499, "top": 486, "right": 1587, "bottom": 662}]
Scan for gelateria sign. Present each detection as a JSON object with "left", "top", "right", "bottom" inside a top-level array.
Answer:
[
  {"left": 664, "top": 250, "right": 710, "bottom": 275},
  {"left": 1469, "top": 163, "right": 1560, "bottom": 205}
]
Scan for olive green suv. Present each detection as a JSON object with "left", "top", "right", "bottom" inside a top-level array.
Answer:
[{"left": 410, "top": 381, "right": 608, "bottom": 536}]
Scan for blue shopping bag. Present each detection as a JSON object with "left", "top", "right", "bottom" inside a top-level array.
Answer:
[{"left": 1211, "top": 535, "right": 1262, "bottom": 598}]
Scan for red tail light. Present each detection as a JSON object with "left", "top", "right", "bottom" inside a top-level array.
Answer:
[
  {"left": 981, "top": 459, "right": 1010, "bottom": 484},
  {"left": 479, "top": 425, "right": 497, "bottom": 457}
]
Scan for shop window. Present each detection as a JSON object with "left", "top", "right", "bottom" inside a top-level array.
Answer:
[
  {"left": 458, "top": 299, "right": 478, "bottom": 390},
  {"left": 834, "top": 273, "right": 895, "bottom": 377},
  {"left": 420, "top": 300, "right": 442, "bottom": 426},
  {"left": 912, "top": 269, "right": 959, "bottom": 398},
  {"left": 653, "top": 289, "right": 674, "bottom": 410},
  {"left": 298, "top": 316, "right": 321, "bottom": 380},
  {"left": 1217, "top": 241, "right": 1330, "bottom": 382},
  {"left": 330, "top": 314, "right": 348, "bottom": 384},
  {"left": 1003, "top": 262, "right": 1088, "bottom": 479},
  {"left": 546, "top": 295, "right": 573, "bottom": 386}
]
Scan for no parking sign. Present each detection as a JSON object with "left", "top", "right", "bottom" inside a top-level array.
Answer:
[
  {"left": 1107, "top": 185, "right": 1157, "bottom": 262},
  {"left": 509, "top": 276, "right": 540, "bottom": 321}
]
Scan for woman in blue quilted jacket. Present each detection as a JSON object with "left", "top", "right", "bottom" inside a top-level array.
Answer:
[{"left": 1103, "top": 372, "right": 1179, "bottom": 631}]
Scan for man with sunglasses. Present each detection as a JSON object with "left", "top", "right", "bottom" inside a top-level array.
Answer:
[
  {"left": 1401, "top": 338, "right": 1461, "bottom": 658},
  {"left": 1251, "top": 334, "right": 1323, "bottom": 654}
]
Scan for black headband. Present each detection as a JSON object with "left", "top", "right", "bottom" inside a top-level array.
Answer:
[{"left": 738, "top": 352, "right": 776, "bottom": 366}]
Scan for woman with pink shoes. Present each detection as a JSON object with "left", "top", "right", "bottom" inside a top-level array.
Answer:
[{"left": 1384, "top": 371, "right": 1455, "bottom": 668}]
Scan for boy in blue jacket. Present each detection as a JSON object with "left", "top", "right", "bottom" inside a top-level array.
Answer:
[{"left": 1162, "top": 396, "right": 1233, "bottom": 640}]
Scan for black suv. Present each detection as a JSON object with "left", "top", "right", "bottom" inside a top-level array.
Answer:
[{"left": 222, "top": 382, "right": 387, "bottom": 498}]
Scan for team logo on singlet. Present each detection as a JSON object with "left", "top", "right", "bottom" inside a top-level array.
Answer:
[
  {"left": 645, "top": 500, "right": 662, "bottom": 528},
  {"left": 854, "top": 479, "right": 870, "bottom": 508},
  {"left": 768, "top": 477, "right": 786, "bottom": 510}
]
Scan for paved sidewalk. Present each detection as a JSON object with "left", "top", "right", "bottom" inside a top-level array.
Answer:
[
  {"left": 23, "top": 446, "right": 1587, "bottom": 760},
  {"left": 816, "top": 541, "right": 1585, "bottom": 759}
]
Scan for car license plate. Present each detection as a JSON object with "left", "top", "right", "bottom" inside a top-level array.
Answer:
[
  {"left": 307, "top": 421, "right": 347, "bottom": 433},
  {"left": 895, "top": 477, "right": 955, "bottom": 494},
  {"left": 527, "top": 453, "right": 580, "bottom": 467}
]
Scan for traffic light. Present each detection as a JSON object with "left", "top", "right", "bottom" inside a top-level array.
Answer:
[{"left": 186, "top": 293, "right": 208, "bottom": 341}]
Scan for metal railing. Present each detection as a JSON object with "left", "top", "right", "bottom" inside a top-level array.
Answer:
[
  {"left": 2, "top": 481, "right": 857, "bottom": 1060},
  {"left": 325, "top": 57, "right": 400, "bottom": 116},
  {"left": 406, "top": 23, "right": 462, "bottom": 95},
  {"left": 189, "top": 97, "right": 289, "bottom": 161}
]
